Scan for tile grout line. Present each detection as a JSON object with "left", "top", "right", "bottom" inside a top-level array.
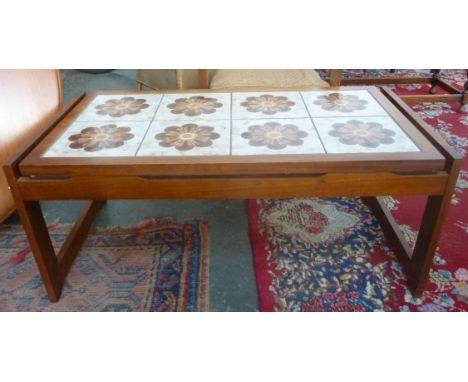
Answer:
[
  {"left": 134, "top": 94, "right": 165, "bottom": 157},
  {"left": 299, "top": 91, "right": 327, "bottom": 154}
]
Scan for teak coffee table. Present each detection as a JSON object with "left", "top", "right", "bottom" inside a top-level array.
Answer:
[{"left": 3, "top": 86, "right": 461, "bottom": 302}]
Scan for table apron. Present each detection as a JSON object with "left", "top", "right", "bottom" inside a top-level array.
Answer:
[{"left": 16, "top": 172, "right": 449, "bottom": 200}]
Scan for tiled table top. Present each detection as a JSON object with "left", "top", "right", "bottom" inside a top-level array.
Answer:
[{"left": 43, "top": 90, "right": 421, "bottom": 158}]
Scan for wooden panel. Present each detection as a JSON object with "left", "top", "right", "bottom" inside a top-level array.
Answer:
[
  {"left": 0, "top": 174, "right": 15, "bottom": 222},
  {"left": 400, "top": 94, "right": 462, "bottom": 103},
  {"left": 3, "top": 94, "right": 85, "bottom": 175},
  {"left": 341, "top": 76, "right": 431, "bottom": 86},
  {"left": 16, "top": 172, "right": 448, "bottom": 200},
  {"left": 0, "top": 69, "right": 62, "bottom": 222},
  {"left": 18, "top": 153, "right": 446, "bottom": 177}
]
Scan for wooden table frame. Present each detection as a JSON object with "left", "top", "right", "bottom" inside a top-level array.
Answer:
[
  {"left": 3, "top": 86, "right": 462, "bottom": 302},
  {"left": 328, "top": 69, "right": 468, "bottom": 113}
]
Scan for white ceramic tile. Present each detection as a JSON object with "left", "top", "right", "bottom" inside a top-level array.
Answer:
[
  {"left": 75, "top": 94, "right": 162, "bottom": 122},
  {"left": 137, "top": 120, "right": 231, "bottom": 156},
  {"left": 154, "top": 93, "right": 231, "bottom": 121},
  {"left": 43, "top": 120, "right": 151, "bottom": 157},
  {"left": 313, "top": 116, "right": 420, "bottom": 154},
  {"left": 301, "top": 90, "right": 389, "bottom": 117},
  {"left": 231, "top": 118, "right": 325, "bottom": 156},
  {"left": 232, "top": 91, "right": 309, "bottom": 120}
]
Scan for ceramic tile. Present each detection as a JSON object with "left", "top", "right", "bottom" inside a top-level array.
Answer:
[
  {"left": 75, "top": 94, "right": 162, "bottom": 122},
  {"left": 313, "top": 116, "right": 420, "bottom": 154},
  {"left": 301, "top": 89, "right": 388, "bottom": 117},
  {"left": 43, "top": 120, "right": 151, "bottom": 157},
  {"left": 231, "top": 118, "right": 325, "bottom": 156},
  {"left": 154, "top": 93, "right": 231, "bottom": 122},
  {"left": 137, "top": 120, "right": 231, "bottom": 156},
  {"left": 232, "top": 91, "right": 309, "bottom": 120}
]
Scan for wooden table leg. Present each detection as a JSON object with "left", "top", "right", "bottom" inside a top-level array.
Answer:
[
  {"left": 460, "top": 69, "right": 468, "bottom": 113},
  {"left": 58, "top": 200, "right": 105, "bottom": 278},
  {"left": 406, "top": 148, "right": 461, "bottom": 295},
  {"left": 4, "top": 160, "right": 105, "bottom": 301},
  {"left": 363, "top": 158, "right": 461, "bottom": 297},
  {"left": 407, "top": 195, "right": 453, "bottom": 295},
  {"left": 429, "top": 69, "right": 441, "bottom": 94},
  {"left": 14, "top": 199, "right": 63, "bottom": 301},
  {"left": 8, "top": 199, "right": 105, "bottom": 302}
]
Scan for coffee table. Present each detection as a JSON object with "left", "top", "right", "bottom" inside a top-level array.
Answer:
[{"left": 3, "top": 86, "right": 461, "bottom": 302}]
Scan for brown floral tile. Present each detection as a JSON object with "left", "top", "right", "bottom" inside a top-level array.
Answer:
[
  {"left": 43, "top": 121, "right": 151, "bottom": 158},
  {"left": 232, "top": 118, "right": 325, "bottom": 155},
  {"left": 75, "top": 94, "right": 162, "bottom": 122},
  {"left": 232, "top": 92, "right": 309, "bottom": 120},
  {"left": 302, "top": 90, "right": 388, "bottom": 117},
  {"left": 137, "top": 120, "right": 230, "bottom": 156},
  {"left": 155, "top": 123, "right": 221, "bottom": 151},
  {"left": 313, "top": 116, "right": 420, "bottom": 153},
  {"left": 167, "top": 96, "right": 223, "bottom": 117},
  {"left": 328, "top": 120, "right": 395, "bottom": 148},
  {"left": 241, "top": 121, "right": 308, "bottom": 150},
  {"left": 95, "top": 97, "right": 149, "bottom": 117},
  {"left": 155, "top": 93, "right": 231, "bottom": 121},
  {"left": 241, "top": 95, "right": 295, "bottom": 115},
  {"left": 68, "top": 125, "right": 134, "bottom": 152},
  {"left": 313, "top": 93, "right": 368, "bottom": 113}
]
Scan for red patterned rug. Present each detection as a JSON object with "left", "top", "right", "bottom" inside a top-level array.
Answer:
[
  {"left": 0, "top": 217, "right": 209, "bottom": 311},
  {"left": 248, "top": 71, "right": 468, "bottom": 312}
]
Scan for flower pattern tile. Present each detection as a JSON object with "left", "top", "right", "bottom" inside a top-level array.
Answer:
[
  {"left": 95, "top": 97, "right": 150, "bottom": 117},
  {"left": 241, "top": 95, "right": 295, "bottom": 115},
  {"left": 43, "top": 121, "right": 150, "bottom": 157},
  {"left": 232, "top": 92, "right": 309, "bottom": 120},
  {"left": 232, "top": 118, "right": 325, "bottom": 155},
  {"left": 76, "top": 94, "right": 162, "bottom": 122},
  {"left": 137, "top": 120, "right": 230, "bottom": 156},
  {"left": 313, "top": 116, "right": 420, "bottom": 154},
  {"left": 68, "top": 125, "right": 135, "bottom": 152},
  {"left": 313, "top": 93, "right": 368, "bottom": 113},
  {"left": 328, "top": 120, "right": 396, "bottom": 148},
  {"left": 301, "top": 90, "right": 388, "bottom": 117},
  {"left": 155, "top": 124, "right": 221, "bottom": 152},
  {"left": 167, "top": 96, "right": 223, "bottom": 117},
  {"left": 241, "top": 121, "right": 308, "bottom": 150},
  {"left": 155, "top": 93, "right": 231, "bottom": 121}
]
